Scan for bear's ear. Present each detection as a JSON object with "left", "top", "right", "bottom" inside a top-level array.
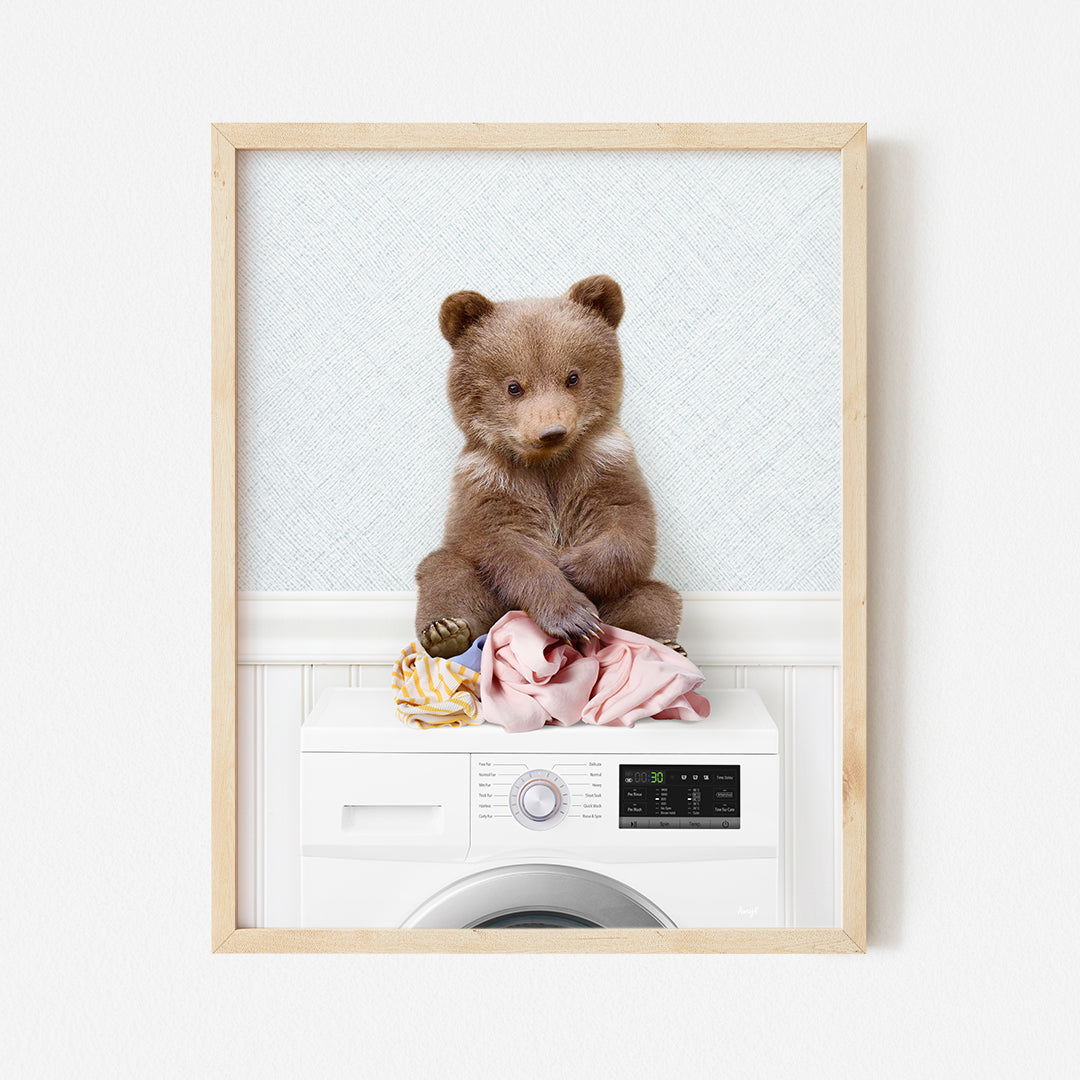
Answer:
[
  {"left": 439, "top": 290, "right": 495, "bottom": 345},
  {"left": 566, "top": 275, "right": 624, "bottom": 329}
]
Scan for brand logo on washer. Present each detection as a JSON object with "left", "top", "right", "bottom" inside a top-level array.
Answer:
[{"left": 738, "top": 905, "right": 760, "bottom": 918}]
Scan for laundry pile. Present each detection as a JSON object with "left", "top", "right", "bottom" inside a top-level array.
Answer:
[
  {"left": 390, "top": 638, "right": 486, "bottom": 729},
  {"left": 392, "top": 610, "right": 710, "bottom": 731}
]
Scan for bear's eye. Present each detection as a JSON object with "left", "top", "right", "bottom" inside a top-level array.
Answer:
[
  {"left": 507, "top": 382, "right": 523, "bottom": 397},
  {"left": 566, "top": 371, "right": 580, "bottom": 387}
]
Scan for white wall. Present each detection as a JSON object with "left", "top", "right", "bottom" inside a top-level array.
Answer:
[{"left": 3, "top": 1, "right": 1078, "bottom": 1077}]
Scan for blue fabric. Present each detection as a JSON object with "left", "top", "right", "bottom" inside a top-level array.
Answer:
[{"left": 449, "top": 634, "right": 487, "bottom": 673}]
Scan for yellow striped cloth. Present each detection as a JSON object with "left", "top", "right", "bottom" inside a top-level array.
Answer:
[{"left": 391, "top": 641, "right": 484, "bottom": 728}]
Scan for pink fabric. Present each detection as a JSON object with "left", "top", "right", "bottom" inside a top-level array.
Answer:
[{"left": 479, "top": 611, "right": 711, "bottom": 732}]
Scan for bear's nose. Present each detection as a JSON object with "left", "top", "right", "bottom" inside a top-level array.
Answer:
[{"left": 537, "top": 425, "right": 567, "bottom": 445}]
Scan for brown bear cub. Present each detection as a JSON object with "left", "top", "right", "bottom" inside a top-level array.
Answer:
[{"left": 415, "top": 275, "right": 684, "bottom": 659}]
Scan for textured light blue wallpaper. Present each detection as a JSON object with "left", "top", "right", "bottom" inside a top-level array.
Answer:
[{"left": 236, "top": 149, "right": 841, "bottom": 592}]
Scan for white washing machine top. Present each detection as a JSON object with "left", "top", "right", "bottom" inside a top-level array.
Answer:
[{"left": 302, "top": 687, "right": 778, "bottom": 755}]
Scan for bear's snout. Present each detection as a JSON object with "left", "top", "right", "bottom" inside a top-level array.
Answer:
[
  {"left": 515, "top": 392, "right": 578, "bottom": 458},
  {"left": 524, "top": 419, "right": 573, "bottom": 454},
  {"left": 537, "top": 424, "right": 567, "bottom": 446}
]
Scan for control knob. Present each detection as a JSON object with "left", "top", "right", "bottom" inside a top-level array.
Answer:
[{"left": 509, "top": 769, "right": 570, "bottom": 830}]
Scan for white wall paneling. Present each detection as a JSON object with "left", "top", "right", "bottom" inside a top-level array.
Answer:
[
  {"left": 238, "top": 590, "right": 842, "bottom": 665},
  {"left": 237, "top": 592, "right": 841, "bottom": 929},
  {"left": 791, "top": 665, "right": 839, "bottom": 926},
  {"left": 236, "top": 663, "right": 256, "bottom": 929}
]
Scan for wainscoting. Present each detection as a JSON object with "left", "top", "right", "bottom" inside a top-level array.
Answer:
[{"left": 236, "top": 592, "right": 842, "bottom": 928}]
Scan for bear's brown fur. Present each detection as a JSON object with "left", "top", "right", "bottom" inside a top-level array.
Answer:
[{"left": 415, "top": 275, "right": 682, "bottom": 658}]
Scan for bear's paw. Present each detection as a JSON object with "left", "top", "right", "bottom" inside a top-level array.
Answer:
[
  {"left": 529, "top": 596, "right": 604, "bottom": 647},
  {"left": 419, "top": 617, "right": 473, "bottom": 660}
]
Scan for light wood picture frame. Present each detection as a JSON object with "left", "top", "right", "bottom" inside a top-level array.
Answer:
[{"left": 211, "top": 122, "right": 867, "bottom": 954}]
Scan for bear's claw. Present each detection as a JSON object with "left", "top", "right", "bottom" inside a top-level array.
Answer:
[
  {"left": 530, "top": 601, "right": 604, "bottom": 648},
  {"left": 660, "top": 639, "right": 688, "bottom": 658},
  {"left": 420, "top": 617, "right": 473, "bottom": 659}
]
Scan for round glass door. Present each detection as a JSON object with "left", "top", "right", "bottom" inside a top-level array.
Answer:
[{"left": 402, "top": 864, "right": 673, "bottom": 929}]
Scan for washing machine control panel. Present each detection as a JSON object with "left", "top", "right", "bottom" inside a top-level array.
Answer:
[
  {"left": 470, "top": 753, "right": 773, "bottom": 861},
  {"left": 474, "top": 757, "right": 604, "bottom": 831}
]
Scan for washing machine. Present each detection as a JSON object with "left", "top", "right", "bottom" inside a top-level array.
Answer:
[{"left": 300, "top": 687, "right": 780, "bottom": 929}]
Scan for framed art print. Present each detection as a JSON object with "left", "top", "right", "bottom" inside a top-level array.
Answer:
[{"left": 211, "top": 123, "right": 867, "bottom": 953}]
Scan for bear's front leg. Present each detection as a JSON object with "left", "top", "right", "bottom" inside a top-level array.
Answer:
[
  {"left": 556, "top": 531, "right": 652, "bottom": 601},
  {"left": 480, "top": 538, "right": 603, "bottom": 644},
  {"left": 596, "top": 579, "right": 683, "bottom": 645},
  {"left": 415, "top": 548, "right": 503, "bottom": 658}
]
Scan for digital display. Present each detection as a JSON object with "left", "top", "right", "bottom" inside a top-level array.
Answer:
[
  {"left": 624, "top": 770, "right": 667, "bottom": 785},
  {"left": 619, "top": 764, "right": 740, "bottom": 829}
]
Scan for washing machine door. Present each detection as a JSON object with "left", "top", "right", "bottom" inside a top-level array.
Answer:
[{"left": 402, "top": 864, "right": 674, "bottom": 929}]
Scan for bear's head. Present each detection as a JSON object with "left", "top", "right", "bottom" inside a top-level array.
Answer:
[{"left": 440, "top": 275, "right": 626, "bottom": 465}]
